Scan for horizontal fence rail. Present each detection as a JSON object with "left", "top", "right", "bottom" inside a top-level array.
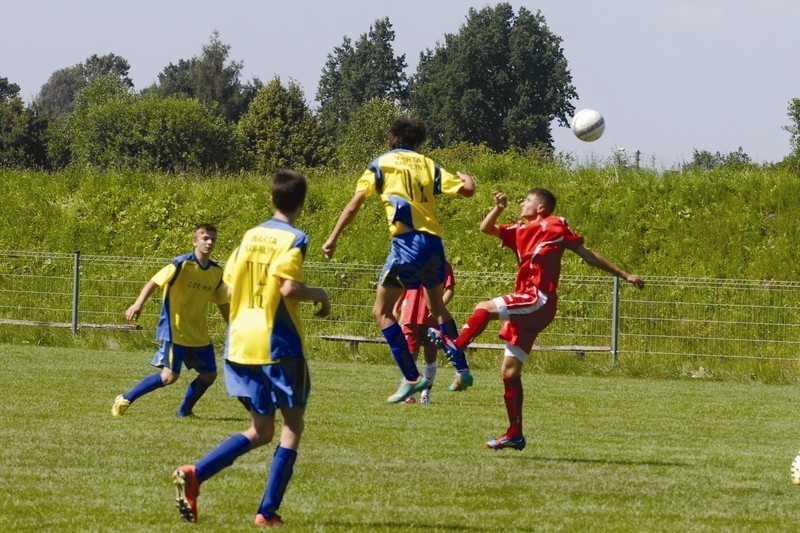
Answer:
[{"left": 0, "top": 251, "right": 799, "bottom": 362}]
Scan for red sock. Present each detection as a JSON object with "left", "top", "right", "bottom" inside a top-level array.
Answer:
[
  {"left": 456, "top": 308, "right": 490, "bottom": 350},
  {"left": 503, "top": 376, "right": 523, "bottom": 437}
]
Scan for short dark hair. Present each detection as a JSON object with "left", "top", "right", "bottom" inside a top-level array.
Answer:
[
  {"left": 389, "top": 117, "right": 426, "bottom": 150},
  {"left": 528, "top": 187, "right": 557, "bottom": 214},
  {"left": 193, "top": 223, "right": 217, "bottom": 235},
  {"left": 271, "top": 169, "right": 307, "bottom": 213}
]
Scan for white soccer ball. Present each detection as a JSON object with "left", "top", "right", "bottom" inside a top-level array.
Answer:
[
  {"left": 571, "top": 108, "right": 605, "bottom": 142},
  {"left": 791, "top": 452, "right": 800, "bottom": 485}
]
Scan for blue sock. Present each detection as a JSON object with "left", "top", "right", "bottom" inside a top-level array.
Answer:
[
  {"left": 124, "top": 373, "right": 164, "bottom": 402},
  {"left": 382, "top": 323, "right": 419, "bottom": 381},
  {"left": 440, "top": 320, "right": 469, "bottom": 372},
  {"left": 258, "top": 446, "right": 298, "bottom": 518},
  {"left": 177, "top": 377, "right": 212, "bottom": 416},
  {"left": 196, "top": 433, "right": 252, "bottom": 483}
]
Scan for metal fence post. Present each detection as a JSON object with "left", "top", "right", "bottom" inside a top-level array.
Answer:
[
  {"left": 72, "top": 251, "right": 80, "bottom": 335},
  {"left": 611, "top": 276, "right": 620, "bottom": 364}
]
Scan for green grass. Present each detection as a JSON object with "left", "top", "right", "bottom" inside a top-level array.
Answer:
[{"left": 3, "top": 345, "right": 800, "bottom": 531}]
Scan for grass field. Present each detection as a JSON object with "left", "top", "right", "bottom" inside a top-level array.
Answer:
[{"left": 3, "top": 344, "right": 800, "bottom": 531}]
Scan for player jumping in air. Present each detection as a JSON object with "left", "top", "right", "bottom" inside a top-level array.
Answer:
[
  {"left": 323, "top": 117, "right": 475, "bottom": 403},
  {"left": 172, "top": 170, "right": 330, "bottom": 526},
  {"left": 111, "top": 224, "right": 229, "bottom": 419},
  {"left": 429, "top": 189, "right": 644, "bottom": 450}
]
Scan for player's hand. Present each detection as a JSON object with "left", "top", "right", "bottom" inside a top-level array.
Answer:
[
  {"left": 626, "top": 274, "right": 645, "bottom": 290},
  {"left": 314, "top": 296, "right": 331, "bottom": 318},
  {"left": 492, "top": 190, "right": 507, "bottom": 209},
  {"left": 322, "top": 239, "right": 336, "bottom": 260},
  {"left": 125, "top": 304, "right": 142, "bottom": 322}
]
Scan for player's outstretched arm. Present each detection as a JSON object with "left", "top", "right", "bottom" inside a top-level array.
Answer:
[
  {"left": 125, "top": 280, "right": 158, "bottom": 322},
  {"left": 572, "top": 245, "right": 645, "bottom": 289},
  {"left": 457, "top": 172, "right": 476, "bottom": 197},
  {"left": 479, "top": 190, "right": 507, "bottom": 237},
  {"left": 280, "top": 279, "right": 331, "bottom": 318},
  {"left": 322, "top": 191, "right": 367, "bottom": 259}
]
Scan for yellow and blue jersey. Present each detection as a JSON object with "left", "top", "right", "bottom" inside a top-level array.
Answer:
[
  {"left": 356, "top": 149, "right": 464, "bottom": 238},
  {"left": 223, "top": 218, "right": 308, "bottom": 365},
  {"left": 152, "top": 253, "right": 227, "bottom": 347}
]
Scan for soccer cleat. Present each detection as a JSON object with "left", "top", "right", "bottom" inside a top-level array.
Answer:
[
  {"left": 449, "top": 369, "right": 474, "bottom": 391},
  {"left": 486, "top": 434, "right": 527, "bottom": 451},
  {"left": 420, "top": 387, "right": 431, "bottom": 404},
  {"left": 176, "top": 411, "right": 198, "bottom": 419},
  {"left": 403, "top": 395, "right": 417, "bottom": 404},
  {"left": 426, "top": 328, "right": 462, "bottom": 361},
  {"left": 254, "top": 513, "right": 284, "bottom": 527},
  {"left": 111, "top": 395, "right": 131, "bottom": 418},
  {"left": 387, "top": 377, "right": 429, "bottom": 403},
  {"left": 172, "top": 465, "right": 200, "bottom": 522}
]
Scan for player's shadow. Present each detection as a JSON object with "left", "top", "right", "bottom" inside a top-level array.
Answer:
[
  {"left": 318, "top": 521, "right": 538, "bottom": 532},
  {"left": 511, "top": 454, "right": 688, "bottom": 467}
]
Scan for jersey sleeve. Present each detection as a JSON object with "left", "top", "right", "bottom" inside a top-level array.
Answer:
[
  {"left": 150, "top": 263, "right": 178, "bottom": 287},
  {"left": 436, "top": 166, "right": 464, "bottom": 196},
  {"left": 355, "top": 168, "right": 377, "bottom": 197},
  {"left": 222, "top": 247, "right": 240, "bottom": 287},
  {"left": 560, "top": 218, "right": 585, "bottom": 249},
  {"left": 498, "top": 223, "right": 519, "bottom": 251},
  {"left": 270, "top": 246, "right": 305, "bottom": 284}
]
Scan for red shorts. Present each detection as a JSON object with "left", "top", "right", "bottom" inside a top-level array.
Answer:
[
  {"left": 494, "top": 291, "right": 558, "bottom": 354},
  {"left": 402, "top": 319, "right": 437, "bottom": 354}
]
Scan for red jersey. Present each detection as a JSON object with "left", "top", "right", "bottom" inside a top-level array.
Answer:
[
  {"left": 399, "top": 263, "right": 455, "bottom": 326},
  {"left": 499, "top": 215, "right": 584, "bottom": 296}
]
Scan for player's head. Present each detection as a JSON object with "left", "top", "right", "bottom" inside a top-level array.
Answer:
[
  {"left": 193, "top": 223, "right": 218, "bottom": 255},
  {"left": 521, "top": 188, "right": 556, "bottom": 219},
  {"left": 389, "top": 117, "right": 426, "bottom": 150},
  {"left": 271, "top": 169, "right": 307, "bottom": 215}
]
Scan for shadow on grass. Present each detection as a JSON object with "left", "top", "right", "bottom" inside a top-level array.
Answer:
[
  {"left": 315, "top": 520, "right": 539, "bottom": 532},
  {"left": 493, "top": 454, "right": 689, "bottom": 468}
]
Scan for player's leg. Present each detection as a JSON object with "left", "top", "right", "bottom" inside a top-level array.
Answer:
[
  {"left": 255, "top": 358, "right": 310, "bottom": 526},
  {"left": 177, "top": 345, "right": 217, "bottom": 417},
  {"left": 112, "top": 342, "right": 180, "bottom": 418},
  {"left": 424, "top": 283, "right": 474, "bottom": 391},
  {"left": 454, "top": 299, "right": 500, "bottom": 350},
  {"left": 172, "top": 360, "right": 274, "bottom": 523},
  {"left": 486, "top": 347, "right": 528, "bottom": 451},
  {"left": 402, "top": 325, "right": 422, "bottom": 404},
  {"left": 420, "top": 328, "right": 438, "bottom": 404}
]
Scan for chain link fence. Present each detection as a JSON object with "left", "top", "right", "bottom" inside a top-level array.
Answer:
[{"left": 0, "top": 251, "right": 798, "bottom": 362}]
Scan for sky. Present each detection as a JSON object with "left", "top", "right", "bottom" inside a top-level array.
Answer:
[{"left": 2, "top": 0, "right": 799, "bottom": 167}]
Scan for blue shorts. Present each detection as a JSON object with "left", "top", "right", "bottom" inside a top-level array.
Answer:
[
  {"left": 224, "top": 358, "right": 310, "bottom": 417},
  {"left": 379, "top": 231, "right": 446, "bottom": 289},
  {"left": 151, "top": 341, "right": 217, "bottom": 374}
]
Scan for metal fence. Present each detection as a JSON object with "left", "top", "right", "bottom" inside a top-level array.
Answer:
[{"left": 1, "top": 250, "right": 799, "bottom": 362}]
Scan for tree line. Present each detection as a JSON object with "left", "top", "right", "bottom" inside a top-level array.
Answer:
[{"left": 1, "top": 3, "right": 798, "bottom": 174}]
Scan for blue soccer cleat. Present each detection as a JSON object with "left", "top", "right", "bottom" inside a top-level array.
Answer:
[
  {"left": 486, "top": 434, "right": 526, "bottom": 451},
  {"left": 426, "top": 328, "right": 462, "bottom": 361}
]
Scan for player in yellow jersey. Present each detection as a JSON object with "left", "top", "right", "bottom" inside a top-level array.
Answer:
[
  {"left": 172, "top": 170, "right": 329, "bottom": 527},
  {"left": 111, "top": 224, "right": 229, "bottom": 419},
  {"left": 323, "top": 117, "right": 476, "bottom": 403}
]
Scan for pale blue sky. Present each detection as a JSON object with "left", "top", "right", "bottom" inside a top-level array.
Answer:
[{"left": 2, "top": 0, "right": 798, "bottom": 166}]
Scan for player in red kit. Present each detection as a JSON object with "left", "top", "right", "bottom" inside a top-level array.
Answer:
[
  {"left": 429, "top": 188, "right": 644, "bottom": 450},
  {"left": 395, "top": 262, "right": 455, "bottom": 404}
]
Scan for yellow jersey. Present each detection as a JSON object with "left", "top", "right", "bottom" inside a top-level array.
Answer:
[{"left": 223, "top": 218, "right": 308, "bottom": 365}]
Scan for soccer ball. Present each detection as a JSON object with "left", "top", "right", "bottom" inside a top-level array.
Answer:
[
  {"left": 571, "top": 108, "right": 605, "bottom": 142},
  {"left": 791, "top": 452, "right": 800, "bottom": 485}
]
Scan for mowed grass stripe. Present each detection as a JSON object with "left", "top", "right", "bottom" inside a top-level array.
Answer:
[{"left": 2, "top": 344, "right": 800, "bottom": 531}]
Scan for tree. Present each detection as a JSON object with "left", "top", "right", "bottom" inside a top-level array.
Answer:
[
  {"left": 148, "top": 31, "right": 259, "bottom": 123},
  {"left": 783, "top": 98, "right": 800, "bottom": 156},
  {"left": 410, "top": 4, "right": 577, "bottom": 151},
  {"left": 685, "top": 147, "right": 752, "bottom": 171},
  {"left": 317, "top": 18, "right": 408, "bottom": 139},
  {"left": 37, "top": 53, "right": 133, "bottom": 118},
  {"left": 0, "top": 77, "right": 48, "bottom": 168},
  {"left": 238, "top": 77, "right": 330, "bottom": 173},
  {"left": 335, "top": 98, "right": 402, "bottom": 172}
]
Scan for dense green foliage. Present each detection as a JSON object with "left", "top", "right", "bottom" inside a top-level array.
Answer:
[
  {"left": 316, "top": 17, "right": 408, "bottom": 140},
  {"left": 0, "top": 77, "right": 48, "bottom": 168},
  {"left": 238, "top": 77, "right": 330, "bottom": 173},
  {"left": 1, "top": 158, "right": 798, "bottom": 282},
  {"left": 4, "top": 345, "right": 800, "bottom": 530},
  {"left": 411, "top": 3, "right": 577, "bottom": 150},
  {"left": 334, "top": 98, "right": 402, "bottom": 172}
]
